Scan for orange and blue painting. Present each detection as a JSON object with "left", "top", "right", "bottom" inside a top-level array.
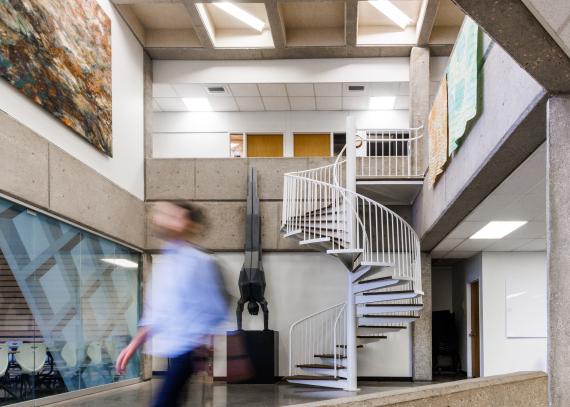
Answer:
[{"left": 0, "top": 0, "right": 113, "bottom": 156}]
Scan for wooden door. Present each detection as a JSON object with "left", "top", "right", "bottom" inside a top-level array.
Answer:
[
  {"left": 294, "top": 133, "right": 331, "bottom": 157},
  {"left": 246, "top": 134, "right": 284, "bottom": 157},
  {"left": 470, "top": 281, "right": 480, "bottom": 378}
]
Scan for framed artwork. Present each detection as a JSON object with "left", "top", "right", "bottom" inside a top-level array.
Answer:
[{"left": 0, "top": 0, "right": 113, "bottom": 156}]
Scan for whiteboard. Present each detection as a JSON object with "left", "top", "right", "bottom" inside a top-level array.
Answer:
[{"left": 506, "top": 271, "right": 547, "bottom": 338}]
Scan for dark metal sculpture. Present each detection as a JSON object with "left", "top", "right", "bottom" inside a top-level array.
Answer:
[{"left": 237, "top": 167, "right": 269, "bottom": 331}]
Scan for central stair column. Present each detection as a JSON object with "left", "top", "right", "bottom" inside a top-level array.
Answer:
[{"left": 345, "top": 116, "right": 358, "bottom": 391}]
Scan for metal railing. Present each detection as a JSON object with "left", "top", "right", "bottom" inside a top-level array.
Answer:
[
  {"left": 288, "top": 303, "right": 347, "bottom": 377},
  {"left": 356, "top": 127, "right": 424, "bottom": 178}
]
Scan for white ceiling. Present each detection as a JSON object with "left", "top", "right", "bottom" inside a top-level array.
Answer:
[
  {"left": 153, "top": 82, "right": 410, "bottom": 112},
  {"left": 432, "top": 143, "right": 546, "bottom": 259}
]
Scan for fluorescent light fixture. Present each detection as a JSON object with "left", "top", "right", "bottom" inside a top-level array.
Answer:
[
  {"left": 369, "top": 96, "right": 396, "bottom": 110},
  {"left": 101, "top": 258, "right": 139, "bottom": 269},
  {"left": 469, "top": 221, "right": 527, "bottom": 240},
  {"left": 368, "top": 0, "right": 413, "bottom": 29},
  {"left": 212, "top": 2, "right": 265, "bottom": 32},
  {"left": 183, "top": 98, "right": 213, "bottom": 111}
]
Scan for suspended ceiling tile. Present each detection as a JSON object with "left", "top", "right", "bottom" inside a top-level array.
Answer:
[
  {"left": 155, "top": 98, "right": 188, "bottom": 111},
  {"left": 289, "top": 97, "right": 316, "bottom": 111},
  {"left": 229, "top": 84, "right": 260, "bottom": 97},
  {"left": 172, "top": 83, "right": 208, "bottom": 98},
  {"left": 370, "top": 82, "right": 400, "bottom": 96},
  {"left": 258, "top": 83, "right": 287, "bottom": 97},
  {"left": 514, "top": 238, "right": 547, "bottom": 252},
  {"left": 444, "top": 251, "right": 478, "bottom": 259},
  {"left": 153, "top": 83, "right": 177, "bottom": 98},
  {"left": 343, "top": 83, "right": 371, "bottom": 96},
  {"left": 343, "top": 96, "right": 369, "bottom": 110},
  {"left": 262, "top": 97, "right": 290, "bottom": 111},
  {"left": 208, "top": 97, "right": 239, "bottom": 111},
  {"left": 394, "top": 96, "right": 409, "bottom": 110},
  {"left": 286, "top": 83, "right": 315, "bottom": 97},
  {"left": 433, "top": 238, "right": 464, "bottom": 252},
  {"left": 316, "top": 97, "right": 342, "bottom": 111},
  {"left": 235, "top": 96, "right": 265, "bottom": 111},
  {"left": 485, "top": 238, "right": 536, "bottom": 252},
  {"left": 152, "top": 99, "right": 162, "bottom": 112},
  {"left": 453, "top": 238, "right": 494, "bottom": 252},
  {"left": 314, "top": 83, "right": 342, "bottom": 97},
  {"left": 447, "top": 221, "right": 488, "bottom": 239}
]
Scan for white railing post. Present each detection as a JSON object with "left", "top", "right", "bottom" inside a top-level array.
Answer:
[{"left": 345, "top": 116, "right": 358, "bottom": 391}]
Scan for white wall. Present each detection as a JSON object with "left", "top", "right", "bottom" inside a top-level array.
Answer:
[
  {"left": 0, "top": 0, "right": 145, "bottom": 199},
  {"left": 432, "top": 266, "right": 453, "bottom": 312},
  {"left": 481, "top": 252, "right": 547, "bottom": 376},
  {"left": 151, "top": 252, "right": 412, "bottom": 378},
  {"left": 153, "top": 110, "right": 410, "bottom": 158},
  {"left": 153, "top": 132, "right": 230, "bottom": 158}
]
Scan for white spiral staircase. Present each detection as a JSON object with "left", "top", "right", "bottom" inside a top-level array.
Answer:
[{"left": 281, "top": 120, "right": 424, "bottom": 390}]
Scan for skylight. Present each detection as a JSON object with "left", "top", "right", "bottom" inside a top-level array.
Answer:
[
  {"left": 212, "top": 2, "right": 265, "bottom": 32},
  {"left": 469, "top": 221, "right": 527, "bottom": 240},
  {"left": 368, "top": 0, "right": 412, "bottom": 29}
]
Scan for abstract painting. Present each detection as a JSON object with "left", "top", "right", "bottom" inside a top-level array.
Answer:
[
  {"left": 428, "top": 75, "right": 448, "bottom": 187},
  {"left": 0, "top": 0, "right": 113, "bottom": 156}
]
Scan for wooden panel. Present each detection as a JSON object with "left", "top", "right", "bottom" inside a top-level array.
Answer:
[
  {"left": 470, "top": 281, "right": 480, "bottom": 378},
  {"left": 294, "top": 133, "right": 331, "bottom": 157},
  {"left": 247, "top": 134, "right": 283, "bottom": 158}
]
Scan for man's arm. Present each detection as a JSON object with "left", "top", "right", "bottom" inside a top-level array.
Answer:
[{"left": 115, "top": 326, "right": 150, "bottom": 375}]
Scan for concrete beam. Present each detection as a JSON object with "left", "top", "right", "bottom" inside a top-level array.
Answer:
[
  {"left": 546, "top": 95, "right": 570, "bottom": 407},
  {"left": 265, "top": 0, "right": 287, "bottom": 49},
  {"left": 451, "top": 0, "right": 570, "bottom": 93},
  {"left": 416, "top": 0, "right": 440, "bottom": 46},
  {"left": 181, "top": 0, "right": 214, "bottom": 49},
  {"left": 345, "top": 0, "right": 358, "bottom": 47}
]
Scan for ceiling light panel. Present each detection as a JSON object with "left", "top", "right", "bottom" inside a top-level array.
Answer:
[
  {"left": 212, "top": 2, "right": 265, "bottom": 32},
  {"left": 470, "top": 221, "right": 528, "bottom": 240},
  {"left": 183, "top": 98, "right": 213, "bottom": 111}
]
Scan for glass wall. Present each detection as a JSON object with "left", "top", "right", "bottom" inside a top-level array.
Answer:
[{"left": 0, "top": 197, "right": 140, "bottom": 405}]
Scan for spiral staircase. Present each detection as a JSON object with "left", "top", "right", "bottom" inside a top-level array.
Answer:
[{"left": 281, "top": 121, "right": 425, "bottom": 390}]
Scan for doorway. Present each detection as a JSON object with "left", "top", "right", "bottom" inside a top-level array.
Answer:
[{"left": 470, "top": 280, "right": 480, "bottom": 378}]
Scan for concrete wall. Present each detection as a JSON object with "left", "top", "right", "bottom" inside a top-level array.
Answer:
[
  {"left": 0, "top": 112, "right": 145, "bottom": 249},
  {"left": 150, "top": 252, "right": 413, "bottom": 378},
  {"left": 481, "top": 252, "right": 547, "bottom": 376},
  {"left": 290, "top": 372, "right": 548, "bottom": 407},
  {"left": 0, "top": 0, "right": 145, "bottom": 200},
  {"left": 413, "top": 41, "right": 546, "bottom": 250}
]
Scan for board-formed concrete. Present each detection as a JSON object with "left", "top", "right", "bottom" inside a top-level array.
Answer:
[
  {"left": 546, "top": 95, "right": 570, "bottom": 407},
  {"left": 145, "top": 159, "right": 196, "bottom": 200},
  {"left": 290, "top": 372, "right": 548, "bottom": 407},
  {"left": 195, "top": 159, "right": 248, "bottom": 200},
  {"left": 49, "top": 145, "right": 146, "bottom": 249},
  {"left": 0, "top": 111, "right": 50, "bottom": 208},
  {"left": 413, "top": 253, "right": 432, "bottom": 381}
]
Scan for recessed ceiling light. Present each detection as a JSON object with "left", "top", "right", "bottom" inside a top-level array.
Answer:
[
  {"left": 469, "top": 221, "right": 527, "bottom": 240},
  {"left": 369, "top": 96, "right": 396, "bottom": 110},
  {"left": 212, "top": 2, "right": 265, "bottom": 32},
  {"left": 183, "top": 98, "right": 213, "bottom": 111},
  {"left": 368, "top": 0, "right": 413, "bottom": 30},
  {"left": 101, "top": 258, "right": 139, "bottom": 269}
]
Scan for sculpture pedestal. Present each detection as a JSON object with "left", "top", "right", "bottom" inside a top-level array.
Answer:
[{"left": 226, "top": 330, "right": 279, "bottom": 384}]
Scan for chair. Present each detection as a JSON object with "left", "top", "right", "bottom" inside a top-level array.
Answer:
[{"left": 15, "top": 343, "right": 46, "bottom": 374}]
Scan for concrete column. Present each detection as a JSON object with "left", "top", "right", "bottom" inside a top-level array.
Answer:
[
  {"left": 143, "top": 53, "right": 153, "bottom": 199},
  {"left": 546, "top": 95, "right": 570, "bottom": 406},
  {"left": 409, "top": 47, "right": 430, "bottom": 173},
  {"left": 140, "top": 252, "right": 153, "bottom": 381},
  {"left": 413, "top": 252, "right": 432, "bottom": 381}
]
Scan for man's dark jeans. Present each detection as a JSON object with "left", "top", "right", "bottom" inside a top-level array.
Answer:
[{"left": 152, "top": 350, "right": 195, "bottom": 407}]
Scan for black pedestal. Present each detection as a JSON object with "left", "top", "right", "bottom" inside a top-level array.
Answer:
[{"left": 226, "top": 330, "right": 279, "bottom": 384}]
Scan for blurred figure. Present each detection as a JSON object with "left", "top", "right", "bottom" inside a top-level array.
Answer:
[{"left": 116, "top": 202, "right": 228, "bottom": 407}]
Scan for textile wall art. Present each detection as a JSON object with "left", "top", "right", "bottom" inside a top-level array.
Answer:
[
  {"left": 0, "top": 0, "right": 113, "bottom": 156},
  {"left": 428, "top": 76, "right": 448, "bottom": 187}
]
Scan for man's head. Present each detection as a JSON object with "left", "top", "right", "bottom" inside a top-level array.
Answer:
[
  {"left": 152, "top": 202, "right": 207, "bottom": 241},
  {"left": 247, "top": 301, "right": 259, "bottom": 315}
]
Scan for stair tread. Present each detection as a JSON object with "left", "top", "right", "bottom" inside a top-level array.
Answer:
[
  {"left": 362, "top": 290, "right": 415, "bottom": 295},
  {"left": 358, "top": 325, "right": 407, "bottom": 329},
  {"left": 363, "top": 303, "right": 424, "bottom": 307},
  {"left": 357, "top": 335, "right": 388, "bottom": 339},
  {"left": 357, "top": 276, "right": 395, "bottom": 284},
  {"left": 361, "top": 315, "right": 420, "bottom": 318},
  {"left": 297, "top": 364, "right": 346, "bottom": 369},
  {"left": 285, "top": 375, "right": 343, "bottom": 381},
  {"left": 314, "top": 354, "right": 347, "bottom": 359}
]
